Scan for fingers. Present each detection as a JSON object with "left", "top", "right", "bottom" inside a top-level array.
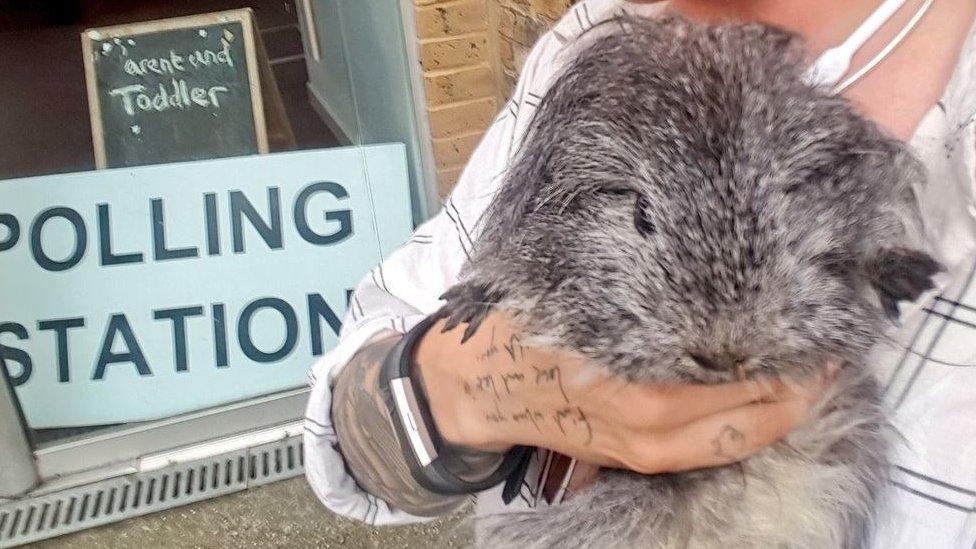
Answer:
[
  {"left": 641, "top": 381, "right": 781, "bottom": 427},
  {"left": 537, "top": 361, "right": 840, "bottom": 475},
  {"left": 628, "top": 361, "right": 839, "bottom": 428},
  {"left": 637, "top": 397, "right": 813, "bottom": 474}
]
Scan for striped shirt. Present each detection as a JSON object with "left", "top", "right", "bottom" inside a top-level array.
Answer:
[{"left": 304, "top": 1, "right": 976, "bottom": 545}]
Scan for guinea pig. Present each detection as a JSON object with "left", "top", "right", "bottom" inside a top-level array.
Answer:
[{"left": 440, "top": 15, "right": 942, "bottom": 549}]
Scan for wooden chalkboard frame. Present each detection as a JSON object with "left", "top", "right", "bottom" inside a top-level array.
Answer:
[{"left": 81, "top": 9, "right": 270, "bottom": 169}]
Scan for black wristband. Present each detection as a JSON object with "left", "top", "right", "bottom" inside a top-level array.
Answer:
[{"left": 378, "top": 312, "right": 532, "bottom": 496}]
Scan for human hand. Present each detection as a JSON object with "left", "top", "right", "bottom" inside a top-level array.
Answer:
[{"left": 416, "top": 311, "right": 837, "bottom": 474}]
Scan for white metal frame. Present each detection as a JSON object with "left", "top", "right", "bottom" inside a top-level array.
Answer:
[
  {"left": 31, "top": 388, "right": 309, "bottom": 484},
  {"left": 0, "top": 358, "right": 36, "bottom": 498}
]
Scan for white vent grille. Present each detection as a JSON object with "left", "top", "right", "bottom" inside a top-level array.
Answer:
[{"left": 0, "top": 435, "right": 304, "bottom": 547}]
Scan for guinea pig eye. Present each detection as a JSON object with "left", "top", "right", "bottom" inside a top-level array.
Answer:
[{"left": 634, "top": 194, "right": 656, "bottom": 236}]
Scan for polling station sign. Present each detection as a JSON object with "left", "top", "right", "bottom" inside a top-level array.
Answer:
[{"left": 0, "top": 145, "right": 412, "bottom": 427}]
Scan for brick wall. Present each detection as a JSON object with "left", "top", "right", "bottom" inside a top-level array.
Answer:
[
  {"left": 412, "top": 0, "right": 572, "bottom": 196},
  {"left": 493, "top": 0, "right": 572, "bottom": 93}
]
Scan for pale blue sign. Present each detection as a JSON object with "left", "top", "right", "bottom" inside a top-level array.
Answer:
[{"left": 0, "top": 145, "right": 412, "bottom": 427}]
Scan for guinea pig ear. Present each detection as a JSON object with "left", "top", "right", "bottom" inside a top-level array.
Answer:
[
  {"left": 866, "top": 247, "right": 943, "bottom": 321},
  {"left": 438, "top": 282, "right": 504, "bottom": 343}
]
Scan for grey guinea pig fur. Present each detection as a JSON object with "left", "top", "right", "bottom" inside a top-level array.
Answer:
[{"left": 440, "top": 14, "right": 942, "bottom": 549}]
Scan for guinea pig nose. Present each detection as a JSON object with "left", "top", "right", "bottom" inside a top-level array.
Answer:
[{"left": 689, "top": 353, "right": 724, "bottom": 371}]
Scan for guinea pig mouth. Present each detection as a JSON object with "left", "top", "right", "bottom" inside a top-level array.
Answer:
[
  {"left": 735, "top": 363, "right": 748, "bottom": 382},
  {"left": 688, "top": 354, "right": 788, "bottom": 383},
  {"left": 688, "top": 352, "right": 750, "bottom": 377},
  {"left": 688, "top": 353, "right": 727, "bottom": 372}
]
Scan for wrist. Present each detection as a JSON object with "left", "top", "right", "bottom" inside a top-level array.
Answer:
[
  {"left": 414, "top": 317, "right": 513, "bottom": 453},
  {"left": 379, "top": 315, "right": 531, "bottom": 497}
]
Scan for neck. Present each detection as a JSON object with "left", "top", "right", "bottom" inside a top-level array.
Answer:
[{"left": 659, "top": 0, "right": 884, "bottom": 54}]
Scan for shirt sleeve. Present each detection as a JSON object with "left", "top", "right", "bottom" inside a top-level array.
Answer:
[{"left": 302, "top": 29, "right": 566, "bottom": 526}]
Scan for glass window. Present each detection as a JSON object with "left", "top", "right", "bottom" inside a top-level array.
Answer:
[{"left": 0, "top": 0, "right": 433, "bottom": 487}]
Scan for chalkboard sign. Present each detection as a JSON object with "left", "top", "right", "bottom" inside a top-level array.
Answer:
[{"left": 82, "top": 10, "right": 271, "bottom": 168}]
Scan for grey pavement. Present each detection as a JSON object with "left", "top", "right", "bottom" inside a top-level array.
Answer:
[{"left": 27, "top": 477, "right": 470, "bottom": 548}]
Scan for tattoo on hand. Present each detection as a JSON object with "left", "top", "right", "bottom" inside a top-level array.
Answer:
[
  {"left": 553, "top": 406, "right": 593, "bottom": 444},
  {"left": 475, "top": 326, "right": 500, "bottom": 362},
  {"left": 476, "top": 374, "right": 501, "bottom": 400},
  {"left": 501, "top": 371, "right": 525, "bottom": 393},
  {"left": 503, "top": 334, "right": 525, "bottom": 362},
  {"left": 532, "top": 365, "right": 569, "bottom": 403},
  {"left": 711, "top": 425, "right": 746, "bottom": 460},
  {"left": 462, "top": 364, "right": 566, "bottom": 400},
  {"left": 484, "top": 405, "right": 592, "bottom": 445},
  {"left": 512, "top": 407, "right": 545, "bottom": 433},
  {"left": 485, "top": 411, "right": 507, "bottom": 423},
  {"left": 466, "top": 334, "right": 592, "bottom": 445}
]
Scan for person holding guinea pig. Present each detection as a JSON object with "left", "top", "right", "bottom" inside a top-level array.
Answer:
[{"left": 304, "top": 1, "right": 976, "bottom": 547}]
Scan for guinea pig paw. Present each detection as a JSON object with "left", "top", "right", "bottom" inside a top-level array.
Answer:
[{"left": 438, "top": 283, "right": 499, "bottom": 343}]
